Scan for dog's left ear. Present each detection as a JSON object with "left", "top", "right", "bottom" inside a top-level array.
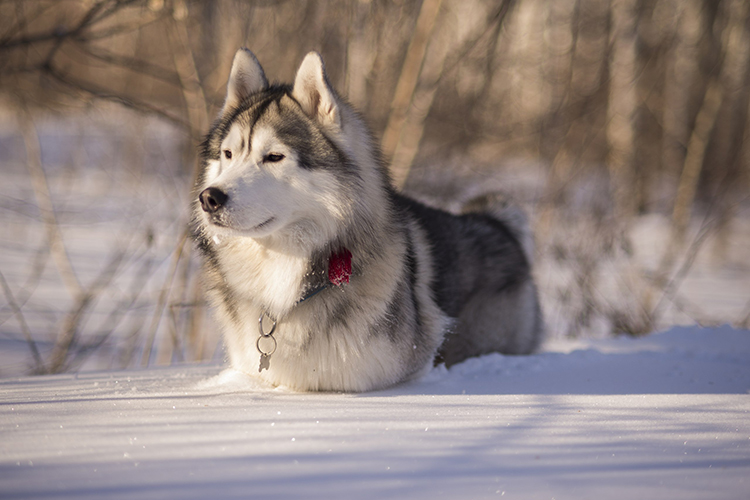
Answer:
[
  {"left": 292, "top": 52, "right": 340, "bottom": 128},
  {"left": 222, "top": 48, "right": 268, "bottom": 116}
]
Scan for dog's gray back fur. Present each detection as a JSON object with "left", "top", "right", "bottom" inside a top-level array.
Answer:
[
  {"left": 192, "top": 49, "right": 543, "bottom": 392},
  {"left": 396, "top": 194, "right": 543, "bottom": 366}
]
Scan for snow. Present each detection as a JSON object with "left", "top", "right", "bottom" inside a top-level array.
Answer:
[{"left": 1, "top": 324, "right": 748, "bottom": 499}]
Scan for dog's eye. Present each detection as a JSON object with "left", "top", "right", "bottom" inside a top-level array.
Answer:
[
  {"left": 223, "top": 150, "right": 232, "bottom": 160},
  {"left": 263, "top": 153, "right": 285, "bottom": 163}
]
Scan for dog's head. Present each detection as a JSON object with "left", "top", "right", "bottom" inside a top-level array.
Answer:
[{"left": 196, "top": 49, "right": 382, "bottom": 250}]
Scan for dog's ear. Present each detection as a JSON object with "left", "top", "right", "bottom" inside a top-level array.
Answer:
[
  {"left": 222, "top": 48, "right": 267, "bottom": 115},
  {"left": 292, "top": 52, "right": 340, "bottom": 128}
]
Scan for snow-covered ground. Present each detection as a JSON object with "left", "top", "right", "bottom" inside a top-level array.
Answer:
[{"left": 1, "top": 324, "right": 748, "bottom": 499}]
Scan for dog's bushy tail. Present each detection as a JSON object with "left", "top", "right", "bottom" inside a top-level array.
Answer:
[{"left": 461, "top": 193, "right": 535, "bottom": 265}]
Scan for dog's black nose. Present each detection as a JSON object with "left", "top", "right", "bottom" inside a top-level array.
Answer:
[{"left": 199, "top": 187, "right": 228, "bottom": 213}]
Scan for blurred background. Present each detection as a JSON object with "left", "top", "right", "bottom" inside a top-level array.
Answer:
[{"left": 1, "top": 0, "right": 748, "bottom": 377}]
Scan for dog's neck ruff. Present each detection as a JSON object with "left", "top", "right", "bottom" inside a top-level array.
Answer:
[{"left": 256, "top": 248, "right": 352, "bottom": 372}]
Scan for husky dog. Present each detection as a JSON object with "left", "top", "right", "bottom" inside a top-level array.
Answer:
[{"left": 192, "top": 49, "right": 543, "bottom": 392}]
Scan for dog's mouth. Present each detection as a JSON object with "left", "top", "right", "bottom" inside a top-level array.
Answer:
[
  {"left": 250, "top": 217, "right": 276, "bottom": 231},
  {"left": 209, "top": 216, "right": 276, "bottom": 234}
]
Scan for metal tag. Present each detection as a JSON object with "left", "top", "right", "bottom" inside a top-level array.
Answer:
[{"left": 259, "top": 353, "right": 270, "bottom": 372}]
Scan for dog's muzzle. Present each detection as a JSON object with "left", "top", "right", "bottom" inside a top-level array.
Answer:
[{"left": 199, "top": 187, "right": 228, "bottom": 214}]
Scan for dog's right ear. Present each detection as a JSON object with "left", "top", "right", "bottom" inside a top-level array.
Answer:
[
  {"left": 221, "top": 48, "right": 268, "bottom": 115},
  {"left": 292, "top": 52, "right": 340, "bottom": 128}
]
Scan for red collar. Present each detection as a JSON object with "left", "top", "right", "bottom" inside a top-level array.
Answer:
[
  {"left": 328, "top": 248, "right": 352, "bottom": 286},
  {"left": 296, "top": 247, "right": 352, "bottom": 306}
]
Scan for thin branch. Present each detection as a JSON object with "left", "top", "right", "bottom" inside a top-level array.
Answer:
[
  {"left": 80, "top": 44, "right": 183, "bottom": 88},
  {"left": 430, "top": 0, "right": 517, "bottom": 94},
  {"left": 4, "top": 0, "right": 111, "bottom": 73},
  {"left": 653, "top": 0, "right": 743, "bottom": 296},
  {"left": 81, "top": 12, "right": 166, "bottom": 41},
  {"left": 43, "top": 63, "right": 189, "bottom": 130},
  {"left": 649, "top": 212, "right": 720, "bottom": 325},
  {"left": 19, "top": 109, "right": 83, "bottom": 298},
  {"left": 141, "top": 228, "right": 190, "bottom": 367},
  {"left": 383, "top": 0, "right": 517, "bottom": 188},
  {"left": 0, "top": 1, "right": 56, "bottom": 46},
  {"left": 167, "top": 10, "right": 209, "bottom": 140},
  {"left": 64, "top": 236, "right": 157, "bottom": 371},
  {"left": 1, "top": 0, "right": 114, "bottom": 50},
  {"left": 0, "top": 271, "right": 46, "bottom": 373},
  {"left": 670, "top": 78, "right": 723, "bottom": 240},
  {"left": 381, "top": 0, "right": 444, "bottom": 162},
  {"left": 47, "top": 246, "right": 127, "bottom": 373}
]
